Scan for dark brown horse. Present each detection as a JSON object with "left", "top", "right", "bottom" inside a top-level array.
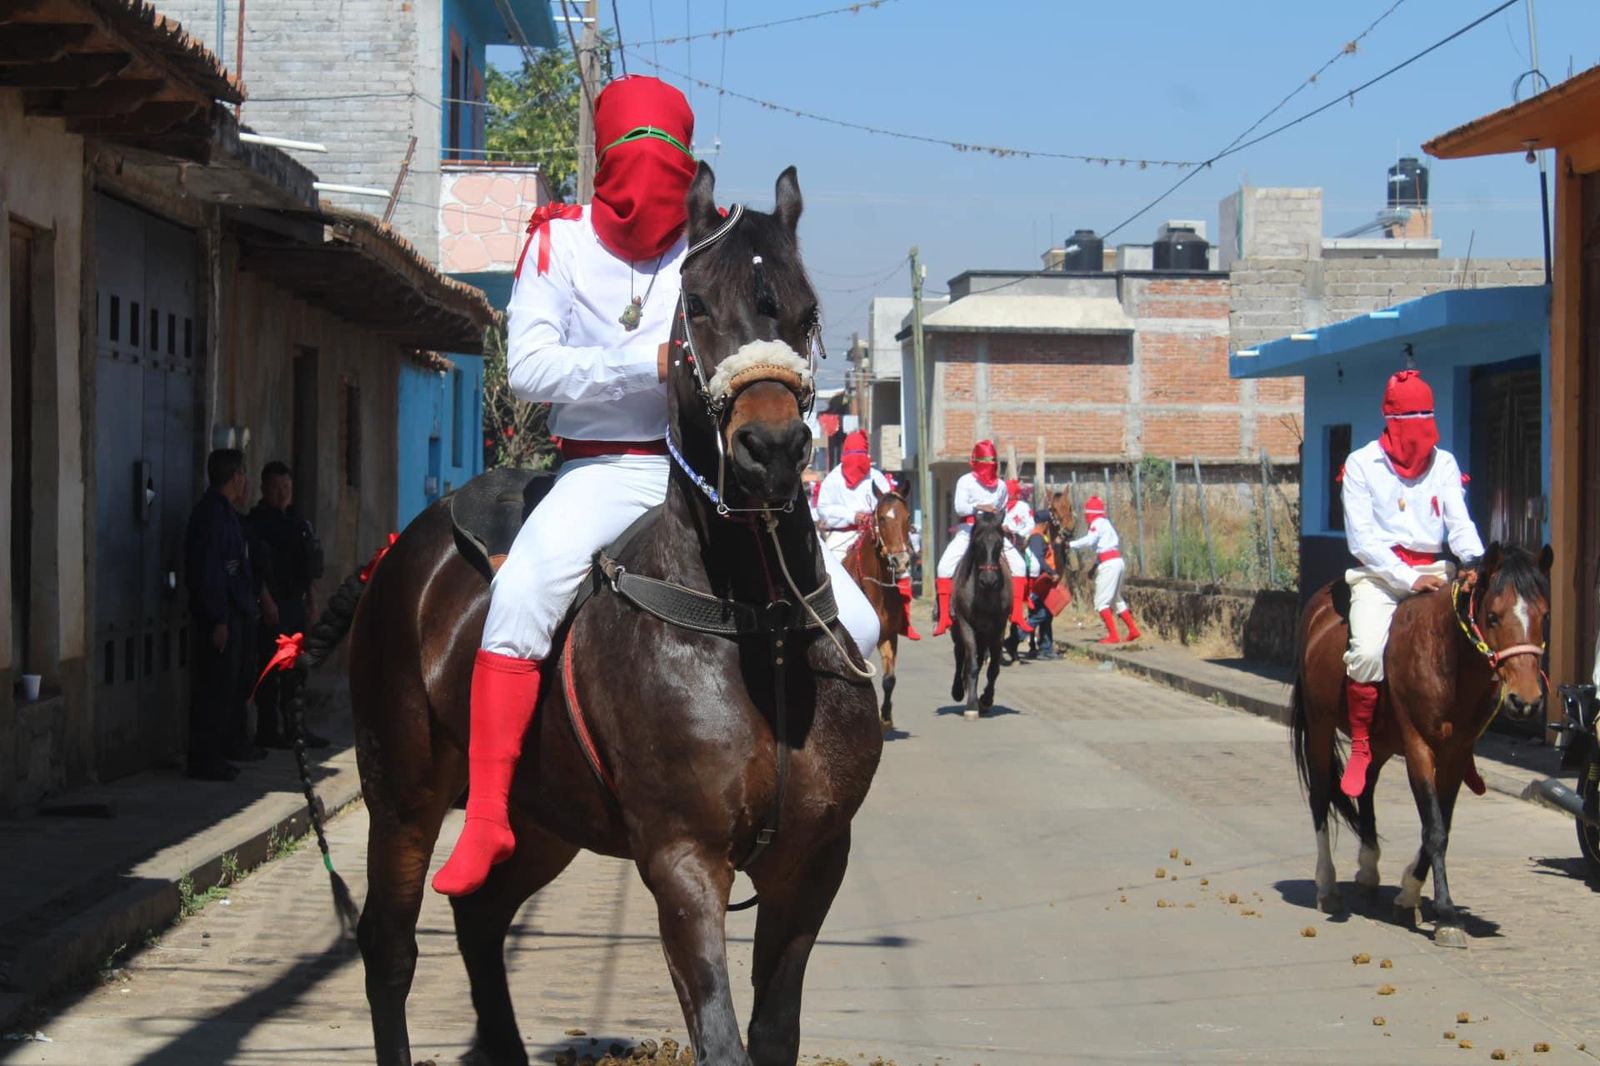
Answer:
[
  {"left": 1292, "top": 543, "right": 1550, "bottom": 947},
  {"left": 841, "top": 491, "right": 914, "bottom": 732},
  {"left": 335, "top": 165, "right": 881, "bottom": 1065},
  {"left": 950, "top": 512, "right": 1011, "bottom": 718}
]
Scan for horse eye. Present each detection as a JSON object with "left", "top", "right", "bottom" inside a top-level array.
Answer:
[
  {"left": 685, "top": 293, "right": 710, "bottom": 318},
  {"left": 1486, "top": 613, "right": 1500, "bottom": 628}
]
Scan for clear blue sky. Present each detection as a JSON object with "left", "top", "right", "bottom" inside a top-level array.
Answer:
[{"left": 516, "top": 0, "right": 1599, "bottom": 366}]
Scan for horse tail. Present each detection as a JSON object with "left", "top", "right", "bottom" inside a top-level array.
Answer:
[
  {"left": 287, "top": 567, "right": 369, "bottom": 935},
  {"left": 1290, "top": 677, "right": 1358, "bottom": 832}
]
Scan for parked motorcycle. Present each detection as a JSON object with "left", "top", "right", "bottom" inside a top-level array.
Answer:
[{"left": 1523, "top": 683, "right": 1600, "bottom": 879}]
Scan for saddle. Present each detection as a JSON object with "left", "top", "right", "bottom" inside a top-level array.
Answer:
[{"left": 449, "top": 467, "right": 555, "bottom": 580}]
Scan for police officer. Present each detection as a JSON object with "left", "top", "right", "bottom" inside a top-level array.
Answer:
[
  {"left": 246, "top": 461, "right": 329, "bottom": 750},
  {"left": 183, "top": 449, "right": 262, "bottom": 780}
]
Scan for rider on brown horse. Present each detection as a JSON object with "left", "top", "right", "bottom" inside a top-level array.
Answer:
[
  {"left": 1340, "top": 369, "right": 1487, "bottom": 799},
  {"left": 817, "top": 429, "right": 921, "bottom": 640},
  {"left": 431, "top": 76, "right": 881, "bottom": 898},
  {"left": 932, "top": 440, "right": 1033, "bottom": 637}
]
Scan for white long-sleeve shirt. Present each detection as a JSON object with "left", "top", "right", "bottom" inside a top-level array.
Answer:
[
  {"left": 816, "top": 466, "right": 892, "bottom": 530},
  {"left": 1341, "top": 440, "right": 1484, "bottom": 593},
  {"left": 951, "top": 472, "right": 1006, "bottom": 523},
  {"left": 1069, "top": 516, "right": 1120, "bottom": 555},
  {"left": 505, "top": 209, "right": 685, "bottom": 441},
  {"left": 1002, "top": 500, "right": 1033, "bottom": 539}
]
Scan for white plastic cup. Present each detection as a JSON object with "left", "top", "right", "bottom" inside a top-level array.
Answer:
[{"left": 20, "top": 674, "right": 42, "bottom": 702}]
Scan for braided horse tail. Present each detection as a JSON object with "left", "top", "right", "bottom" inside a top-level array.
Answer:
[{"left": 285, "top": 569, "right": 367, "bottom": 935}]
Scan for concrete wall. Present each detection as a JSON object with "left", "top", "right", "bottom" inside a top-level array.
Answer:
[
  {"left": 0, "top": 96, "right": 92, "bottom": 808},
  {"left": 159, "top": 0, "right": 443, "bottom": 259},
  {"left": 213, "top": 252, "right": 401, "bottom": 604},
  {"left": 397, "top": 354, "right": 485, "bottom": 527},
  {"left": 1219, "top": 186, "right": 1324, "bottom": 270}
]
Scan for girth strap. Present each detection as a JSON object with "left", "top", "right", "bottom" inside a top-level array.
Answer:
[{"left": 594, "top": 552, "right": 839, "bottom": 636}]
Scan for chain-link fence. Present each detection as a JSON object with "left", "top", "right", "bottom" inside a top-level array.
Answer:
[{"left": 1048, "top": 455, "right": 1299, "bottom": 591}]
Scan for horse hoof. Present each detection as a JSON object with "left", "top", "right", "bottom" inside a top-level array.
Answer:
[
  {"left": 880, "top": 717, "right": 894, "bottom": 736},
  {"left": 1357, "top": 881, "right": 1381, "bottom": 908},
  {"left": 1433, "top": 924, "right": 1469, "bottom": 949},
  {"left": 962, "top": 709, "right": 979, "bottom": 720},
  {"left": 1392, "top": 903, "right": 1418, "bottom": 929},
  {"left": 1317, "top": 890, "right": 1345, "bottom": 915}
]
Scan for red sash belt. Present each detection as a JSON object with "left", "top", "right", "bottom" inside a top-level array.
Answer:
[
  {"left": 964, "top": 515, "right": 976, "bottom": 526},
  {"left": 558, "top": 438, "right": 669, "bottom": 461},
  {"left": 1098, "top": 550, "right": 1121, "bottom": 563},
  {"left": 1392, "top": 546, "right": 1438, "bottom": 567}
]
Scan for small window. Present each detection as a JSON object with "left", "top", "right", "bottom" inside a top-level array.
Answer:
[
  {"left": 1327, "top": 423, "right": 1353, "bottom": 532},
  {"left": 341, "top": 379, "right": 362, "bottom": 488},
  {"left": 149, "top": 307, "right": 159, "bottom": 351},
  {"left": 109, "top": 294, "right": 120, "bottom": 341},
  {"left": 167, "top": 312, "right": 176, "bottom": 355},
  {"left": 130, "top": 301, "right": 140, "bottom": 346}
]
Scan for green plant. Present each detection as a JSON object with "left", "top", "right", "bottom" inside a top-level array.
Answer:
[
  {"left": 482, "top": 323, "right": 557, "bottom": 471},
  {"left": 484, "top": 34, "right": 614, "bottom": 201},
  {"left": 219, "top": 851, "right": 241, "bottom": 887}
]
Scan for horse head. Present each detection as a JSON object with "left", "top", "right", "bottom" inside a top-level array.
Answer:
[
  {"left": 1467, "top": 543, "right": 1553, "bottom": 722},
  {"left": 1049, "top": 491, "right": 1076, "bottom": 538},
  {"left": 873, "top": 491, "right": 914, "bottom": 577},
  {"left": 966, "top": 511, "right": 1007, "bottom": 589},
  {"left": 669, "top": 162, "right": 819, "bottom": 511}
]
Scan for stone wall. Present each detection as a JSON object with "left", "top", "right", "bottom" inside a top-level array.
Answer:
[
  {"left": 438, "top": 164, "right": 545, "bottom": 274},
  {"left": 1063, "top": 573, "right": 1301, "bottom": 665}
]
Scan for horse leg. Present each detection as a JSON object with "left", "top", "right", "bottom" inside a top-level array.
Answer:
[
  {"left": 1396, "top": 740, "right": 1468, "bottom": 946},
  {"left": 1356, "top": 784, "right": 1382, "bottom": 904},
  {"left": 745, "top": 831, "right": 851, "bottom": 1066},
  {"left": 453, "top": 816, "right": 579, "bottom": 1065},
  {"left": 358, "top": 768, "right": 461, "bottom": 1066},
  {"left": 951, "top": 627, "right": 966, "bottom": 703},
  {"left": 964, "top": 628, "right": 982, "bottom": 719},
  {"left": 878, "top": 637, "right": 896, "bottom": 732},
  {"left": 979, "top": 634, "right": 1001, "bottom": 713},
  {"left": 639, "top": 846, "right": 747, "bottom": 1064},
  {"left": 1303, "top": 696, "right": 1343, "bottom": 914}
]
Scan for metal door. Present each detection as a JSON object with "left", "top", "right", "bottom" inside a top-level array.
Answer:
[{"left": 93, "top": 196, "right": 199, "bottom": 779}]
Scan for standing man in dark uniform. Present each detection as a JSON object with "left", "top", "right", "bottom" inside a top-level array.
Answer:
[
  {"left": 246, "top": 461, "right": 329, "bottom": 749},
  {"left": 183, "top": 449, "right": 263, "bottom": 780}
]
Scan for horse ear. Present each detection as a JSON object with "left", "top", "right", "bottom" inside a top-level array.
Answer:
[
  {"left": 774, "top": 166, "right": 802, "bottom": 233},
  {"left": 1480, "top": 542, "right": 1503, "bottom": 576},
  {"left": 1539, "top": 543, "right": 1554, "bottom": 574},
  {"left": 686, "top": 161, "right": 721, "bottom": 244}
]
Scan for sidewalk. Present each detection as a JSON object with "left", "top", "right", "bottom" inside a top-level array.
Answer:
[
  {"left": 0, "top": 697, "right": 362, "bottom": 1033},
  {"left": 1062, "top": 632, "right": 1578, "bottom": 805}
]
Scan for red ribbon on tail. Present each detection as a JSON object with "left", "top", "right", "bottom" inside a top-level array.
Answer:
[
  {"left": 359, "top": 532, "right": 400, "bottom": 584},
  {"left": 252, "top": 631, "right": 305, "bottom": 699}
]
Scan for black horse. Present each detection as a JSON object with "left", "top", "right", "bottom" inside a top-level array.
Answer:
[
  {"left": 950, "top": 511, "right": 1011, "bottom": 718},
  {"left": 317, "top": 163, "right": 881, "bottom": 1066}
]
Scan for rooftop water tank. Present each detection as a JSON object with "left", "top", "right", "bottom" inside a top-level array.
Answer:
[
  {"left": 1061, "top": 229, "right": 1104, "bottom": 272},
  {"left": 1388, "top": 157, "right": 1429, "bottom": 209},
  {"left": 1152, "top": 225, "right": 1209, "bottom": 271}
]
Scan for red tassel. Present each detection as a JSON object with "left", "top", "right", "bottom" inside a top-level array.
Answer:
[
  {"left": 359, "top": 532, "right": 400, "bottom": 584},
  {"left": 251, "top": 631, "right": 305, "bottom": 699},
  {"left": 514, "top": 203, "right": 584, "bottom": 278}
]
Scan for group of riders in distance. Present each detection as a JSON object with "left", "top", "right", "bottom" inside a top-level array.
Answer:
[{"left": 270, "top": 74, "right": 1553, "bottom": 1065}]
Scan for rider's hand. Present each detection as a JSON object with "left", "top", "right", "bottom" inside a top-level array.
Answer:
[
  {"left": 657, "top": 342, "right": 670, "bottom": 382},
  {"left": 1411, "top": 574, "right": 1448, "bottom": 593},
  {"left": 1458, "top": 567, "right": 1480, "bottom": 594}
]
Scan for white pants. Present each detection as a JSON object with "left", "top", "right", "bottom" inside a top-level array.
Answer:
[
  {"left": 1343, "top": 561, "right": 1453, "bottom": 683},
  {"left": 1093, "top": 557, "right": 1128, "bottom": 613},
  {"left": 936, "top": 524, "right": 1025, "bottom": 580},
  {"left": 822, "top": 528, "right": 860, "bottom": 562},
  {"left": 481, "top": 455, "right": 879, "bottom": 660}
]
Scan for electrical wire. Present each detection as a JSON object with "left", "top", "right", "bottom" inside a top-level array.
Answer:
[
  {"left": 648, "top": 0, "right": 661, "bottom": 67},
  {"left": 714, "top": 0, "right": 729, "bottom": 155},
  {"left": 628, "top": 52, "right": 1200, "bottom": 168},
  {"left": 632, "top": 0, "right": 898, "bottom": 47},
  {"left": 1101, "top": 0, "right": 1520, "bottom": 242},
  {"left": 611, "top": 0, "right": 627, "bottom": 75},
  {"left": 560, "top": 0, "right": 596, "bottom": 120}
]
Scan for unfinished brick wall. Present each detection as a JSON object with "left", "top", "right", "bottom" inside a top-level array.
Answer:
[{"left": 927, "top": 273, "right": 1301, "bottom": 465}]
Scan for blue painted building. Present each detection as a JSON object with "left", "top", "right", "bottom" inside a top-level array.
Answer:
[
  {"left": 398, "top": 353, "right": 487, "bottom": 525},
  {"left": 1230, "top": 285, "right": 1550, "bottom": 595}
]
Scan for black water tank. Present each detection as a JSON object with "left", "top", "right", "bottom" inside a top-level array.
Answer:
[
  {"left": 1061, "top": 228, "right": 1103, "bottom": 272},
  {"left": 1152, "top": 226, "right": 1209, "bottom": 271},
  {"left": 1388, "top": 157, "right": 1429, "bottom": 208}
]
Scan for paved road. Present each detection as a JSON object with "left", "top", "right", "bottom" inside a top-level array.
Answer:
[{"left": 7, "top": 637, "right": 1599, "bottom": 1064}]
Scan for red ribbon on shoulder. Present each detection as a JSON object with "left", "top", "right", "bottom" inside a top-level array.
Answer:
[
  {"left": 251, "top": 631, "right": 305, "bottom": 699},
  {"left": 359, "top": 532, "right": 400, "bottom": 584},
  {"left": 515, "top": 203, "right": 585, "bottom": 279}
]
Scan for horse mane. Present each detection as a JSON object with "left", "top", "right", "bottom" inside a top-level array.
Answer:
[{"left": 1486, "top": 544, "right": 1549, "bottom": 604}]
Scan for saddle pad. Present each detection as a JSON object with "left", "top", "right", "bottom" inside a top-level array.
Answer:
[{"left": 448, "top": 467, "right": 556, "bottom": 581}]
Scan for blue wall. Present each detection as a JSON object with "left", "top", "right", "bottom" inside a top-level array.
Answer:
[
  {"left": 441, "top": 0, "right": 500, "bottom": 158},
  {"left": 397, "top": 355, "right": 485, "bottom": 528}
]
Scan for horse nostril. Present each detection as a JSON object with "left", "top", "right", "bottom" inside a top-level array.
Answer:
[{"left": 781, "top": 421, "right": 810, "bottom": 467}]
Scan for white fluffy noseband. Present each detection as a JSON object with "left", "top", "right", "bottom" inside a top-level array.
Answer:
[{"left": 705, "top": 339, "right": 814, "bottom": 403}]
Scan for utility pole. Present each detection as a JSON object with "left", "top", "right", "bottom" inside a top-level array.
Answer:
[
  {"left": 575, "top": 0, "right": 601, "bottom": 203},
  {"left": 909, "top": 247, "right": 932, "bottom": 578}
]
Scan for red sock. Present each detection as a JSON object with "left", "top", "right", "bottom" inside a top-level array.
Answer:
[
  {"left": 1341, "top": 679, "right": 1380, "bottom": 799},
  {"left": 1010, "top": 577, "right": 1033, "bottom": 633},
  {"left": 432, "top": 650, "right": 542, "bottom": 897},
  {"left": 898, "top": 576, "right": 922, "bottom": 640}
]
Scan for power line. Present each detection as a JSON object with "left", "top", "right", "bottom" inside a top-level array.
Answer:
[
  {"left": 610, "top": 0, "right": 627, "bottom": 75},
  {"left": 631, "top": 0, "right": 898, "bottom": 47},
  {"left": 628, "top": 52, "right": 1201, "bottom": 168},
  {"left": 648, "top": 0, "right": 660, "bottom": 67},
  {"left": 714, "top": 0, "right": 729, "bottom": 155},
  {"left": 1101, "top": 0, "right": 1518, "bottom": 241}
]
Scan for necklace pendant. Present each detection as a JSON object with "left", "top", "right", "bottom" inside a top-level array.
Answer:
[
  {"left": 1398, "top": 497, "right": 1407, "bottom": 511},
  {"left": 619, "top": 297, "right": 643, "bottom": 331}
]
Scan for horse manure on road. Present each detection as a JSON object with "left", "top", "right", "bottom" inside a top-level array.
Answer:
[
  {"left": 1299, "top": 926, "right": 1316, "bottom": 937},
  {"left": 1377, "top": 984, "right": 1396, "bottom": 996},
  {"left": 1169, "top": 848, "right": 1179, "bottom": 859},
  {"left": 1154, "top": 867, "right": 1168, "bottom": 878},
  {"left": 1372, "top": 1017, "right": 1386, "bottom": 1027},
  {"left": 1534, "top": 1041, "right": 1552, "bottom": 1052},
  {"left": 1459, "top": 1039, "right": 1475, "bottom": 1049},
  {"left": 1491, "top": 1051, "right": 1507, "bottom": 1061},
  {"left": 1379, "top": 958, "right": 1393, "bottom": 968},
  {"left": 1352, "top": 952, "right": 1371, "bottom": 964},
  {"left": 1445, "top": 1031, "right": 1457, "bottom": 1040},
  {"left": 1458, "top": 1011, "right": 1473, "bottom": 1024}
]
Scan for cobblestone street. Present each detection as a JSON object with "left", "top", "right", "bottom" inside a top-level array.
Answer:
[{"left": 7, "top": 638, "right": 1598, "bottom": 1065}]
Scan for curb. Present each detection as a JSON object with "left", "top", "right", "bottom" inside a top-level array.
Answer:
[
  {"left": 1068, "top": 640, "right": 1546, "bottom": 808},
  {"left": 0, "top": 754, "right": 362, "bottom": 1031}
]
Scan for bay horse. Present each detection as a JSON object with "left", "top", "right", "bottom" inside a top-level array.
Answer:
[
  {"left": 841, "top": 491, "right": 914, "bottom": 732},
  {"left": 1291, "top": 543, "right": 1550, "bottom": 947},
  {"left": 950, "top": 511, "right": 1011, "bottom": 718},
  {"left": 335, "top": 164, "right": 882, "bottom": 1065}
]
